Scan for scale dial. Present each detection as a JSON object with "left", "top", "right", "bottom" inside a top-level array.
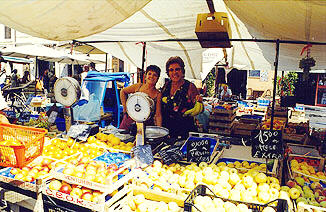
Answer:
[
  {"left": 54, "top": 77, "right": 81, "bottom": 106},
  {"left": 126, "top": 92, "right": 154, "bottom": 122}
]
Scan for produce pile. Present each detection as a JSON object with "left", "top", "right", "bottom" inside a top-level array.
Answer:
[
  {"left": 87, "top": 133, "right": 134, "bottom": 152},
  {"left": 7, "top": 157, "right": 58, "bottom": 182},
  {"left": 284, "top": 159, "right": 326, "bottom": 208},
  {"left": 137, "top": 160, "right": 285, "bottom": 207},
  {"left": 43, "top": 138, "right": 105, "bottom": 160},
  {"left": 48, "top": 179, "right": 104, "bottom": 203}
]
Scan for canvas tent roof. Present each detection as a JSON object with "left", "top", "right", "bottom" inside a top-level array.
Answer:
[
  {"left": 224, "top": 1, "right": 326, "bottom": 71},
  {"left": 0, "top": 45, "right": 103, "bottom": 64},
  {"left": 78, "top": 0, "right": 272, "bottom": 80},
  {"left": 0, "top": 0, "right": 323, "bottom": 79}
]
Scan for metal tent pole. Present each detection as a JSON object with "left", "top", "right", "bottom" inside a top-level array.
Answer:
[
  {"left": 140, "top": 42, "right": 146, "bottom": 83},
  {"left": 105, "top": 53, "right": 108, "bottom": 72},
  {"left": 271, "top": 39, "right": 280, "bottom": 131}
]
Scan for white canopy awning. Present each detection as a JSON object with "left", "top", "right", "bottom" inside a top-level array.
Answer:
[
  {"left": 79, "top": 0, "right": 271, "bottom": 80},
  {"left": 0, "top": 45, "right": 101, "bottom": 64},
  {"left": 0, "top": 0, "right": 151, "bottom": 41},
  {"left": 224, "top": 0, "right": 326, "bottom": 71}
]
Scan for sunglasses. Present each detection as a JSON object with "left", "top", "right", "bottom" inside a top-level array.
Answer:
[{"left": 168, "top": 68, "right": 182, "bottom": 72}]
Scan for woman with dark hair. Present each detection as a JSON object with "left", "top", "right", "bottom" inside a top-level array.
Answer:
[
  {"left": 10, "top": 69, "right": 18, "bottom": 88},
  {"left": 119, "top": 65, "right": 162, "bottom": 130},
  {"left": 161, "top": 56, "right": 203, "bottom": 139}
]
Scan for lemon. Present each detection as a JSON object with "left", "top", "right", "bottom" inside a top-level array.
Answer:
[{"left": 111, "top": 137, "right": 120, "bottom": 146}]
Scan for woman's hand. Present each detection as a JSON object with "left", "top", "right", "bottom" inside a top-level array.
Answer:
[{"left": 196, "top": 94, "right": 203, "bottom": 103}]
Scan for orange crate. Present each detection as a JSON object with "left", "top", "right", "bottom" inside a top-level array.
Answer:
[{"left": 0, "top": 123, "right": 47, "bottom": 168}]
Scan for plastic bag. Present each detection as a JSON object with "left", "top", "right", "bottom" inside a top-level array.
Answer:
[{"left": 73, "top": 94, "right": 100, "bottom": 122}]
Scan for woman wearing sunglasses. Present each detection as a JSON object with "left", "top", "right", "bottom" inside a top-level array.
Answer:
[{"left": 161, "top": 56, "right": 203, "bottom": 139}]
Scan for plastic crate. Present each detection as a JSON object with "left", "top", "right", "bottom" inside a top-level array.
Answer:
[
  {"left": 0, "top": 123, "right": 47, "bottom": 168},
  {"left": 184, "top": 185, "right": 288, "bottom": 212}
]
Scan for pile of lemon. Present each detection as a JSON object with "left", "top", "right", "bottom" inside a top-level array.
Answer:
[
  {"left": 42, "top": 138, "right": 104, "bottom": 160},
  {"left": 87, "top": 133, "right": 133, "bottom": 152},
  {"left": 217, "top": 160, "right": 267, "bottom": 173}
]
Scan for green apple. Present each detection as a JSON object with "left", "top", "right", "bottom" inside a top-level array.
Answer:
[
  {"left": 303, "top": 190, "right": 314, "bottom": 199},
  {"left": 255, "top": 173, "right": 267, "bottom": 184},
  {"left": 295, "top": 177, "right": 305, "bottom": 186},
  {"left": 320, "top": 201, "right": 326, "bottom": 208},
  {"left": 258, "top": 191, "right": 270, "bottom": 203},
  {"left": 280, "top": 186, "right": 290, "bottom": 192},
  {"left": 242, "top": 175, "right": 254, "bottom": 188},
  {"left": 229, "top": 173, "right": 240, "bottom": 185},
  {"left": 258, "top": 183, "right": 270, "bottom": 193},
  {"left": 296, "top": 197, "right": 308, "bottom": 204},
  {"left": 289, "top": 187, "right": 301, "bottom": 199}
]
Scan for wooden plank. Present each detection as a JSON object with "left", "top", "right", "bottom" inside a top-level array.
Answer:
[
  {"left": 209, "top": 129, "right": 232, "bottom": 135},
  {"left": 283, "top": 133, "right": 307, "bottom": 142},
  {"left": 234, "top": 122, "right": 258, "bottom": 130},
  {"left": 209, "top": 121, "right": 234, "bottom": 129},
  {"left": 211, "top": 108, "right": 237, "bottom": 115},
  {"left": 209, "top": 114, "right": 236, "bottom": 121},
  {"left": 233, "top": 129, "right": 251, "bottom": 136}
]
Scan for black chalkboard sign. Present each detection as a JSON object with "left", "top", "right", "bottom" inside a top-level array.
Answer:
[
  {"left": 132, "top": 144, "right": 154, "bottom": 166},
  {"left": 159, "top": 146, "right": 184, "bottom": 165},
  {"left": 251, "top": 130, "right": 283, "bottom": 159},
  {"left": 186, "top": 137, "right": 211, "bottom": 163}
]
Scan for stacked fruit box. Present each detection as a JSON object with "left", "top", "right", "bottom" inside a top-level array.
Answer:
[
  {"left": 233, "top": 116, "right": 260, "bottom": 137},
  {"left": 45, "top": 151, "right": 136, "bottom": 211},
  {"left": 0, "top": 156, "right": 58, "bottom": 192},
  {"left": 266, "top": 106, "right": 288, "bottom": 124},
  {"left": 283, "top": 122, "right": 309, "bottom": 144},
  {"left": 285, "top": 158, "right": 326, "bottom": 211},
  {"left": 208, "top": 107, "right": 237, "bottom": 135}
]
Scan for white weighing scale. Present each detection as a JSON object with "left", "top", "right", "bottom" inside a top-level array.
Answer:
[
  {"left": 53, "top": 77, "right": 81, "bottom": 131},
  {"left": 126, "top": 92, "right": 154, "bottom": 146}
]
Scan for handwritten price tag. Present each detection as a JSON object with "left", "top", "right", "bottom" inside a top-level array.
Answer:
[
  {"left": 186, "top": 137, "right": 214, "bottom": 163},
  {"left": 252, "top": 130, "right": 283, "bottom": 159}
]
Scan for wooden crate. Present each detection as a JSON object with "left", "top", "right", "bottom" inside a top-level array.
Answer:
[
  {"left": 209, "top": 128, "right": 233, "bottom": 136},
  {"left": 211, "top": 108, "right": 237, "bottom": 115},
  {"left": 234, "top": 122, "right": 258, "bottom": 130},
  {"left": 209, "top": 113, "right": 236, "bottom": 121},
  {"left": 287, "top": 143, "right": 325, "bottom": 172},
  {"left": 296, "top": 202, "right": 326, "bottom": 212},
  {"left": 283, "top": 133, "right": 307, "bottom": 143},
  {"left": 209, "top": 121, "right": 234, "bottom": 129},
  {"left": 233, "top": 128, "right": 251, "bottom": 136}
]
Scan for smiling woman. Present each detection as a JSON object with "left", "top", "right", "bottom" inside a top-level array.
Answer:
[{"left": 161, "top": 56, "right": 204, "bottom": 139}]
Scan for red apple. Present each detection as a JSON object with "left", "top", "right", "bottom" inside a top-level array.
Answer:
[
  {"left": 81, "top": 192, "right": 93, "bottom": 201},
  {"left": 48, "top": 180, "right": 62, "bottom": 191},
  {"left": 316, "top": 196, "right": 326, "bottom": 203},
  {"left": 41, "top": 158, "right": 52, "bottom": 167},
  {"left": 59, "top": 184, "right": 72, "bottom": 194},
  {"left": 322, "top": 188, "right": 326, "bottom": 197},
  {"left": 81, "top": 187, "right": 92, "bottom": 194},
  {"left": 286, "top": 180, "right": 297, "bottom": 188}
]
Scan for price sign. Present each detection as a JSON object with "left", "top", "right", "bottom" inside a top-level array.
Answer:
[
  {"left": 159, "top": 146, "right": 184, "bottom": 165},
  {"left": 132, "top": 145, "right": 154, "bottom": 166},
  {"left": 186, "top": 137, "right": 212, "bottom": 163},
  {"left": 252, "top": 130, "right": 283, "bottom": 159}
]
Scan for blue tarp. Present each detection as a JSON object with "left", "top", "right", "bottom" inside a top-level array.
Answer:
[{"left": 84, "top": 71, "right": 130, "bottom": 86}]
